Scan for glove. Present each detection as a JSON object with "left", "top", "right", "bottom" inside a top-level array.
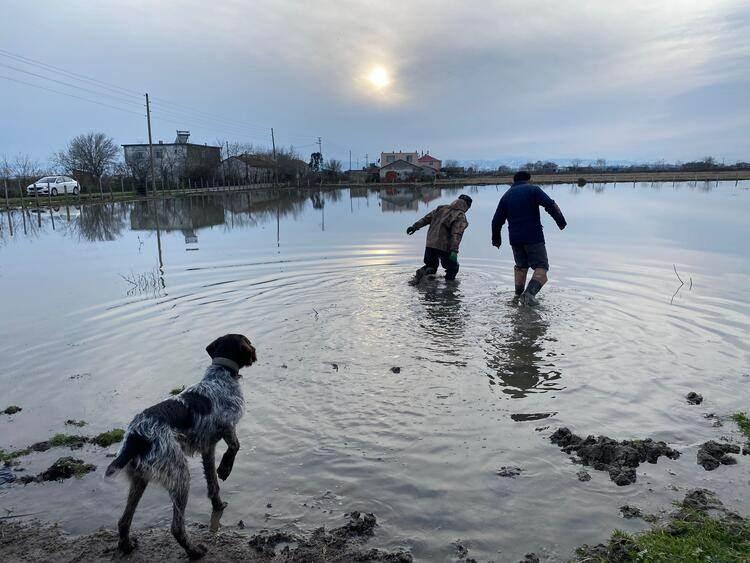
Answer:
[
  {"left": 406, "top": 227, "right": 416, "bottom": 235},
  {"left": 449, "top": 251, "right": 458, "bottom": 263},
  {"left": 492, "top": 237, "right": 501, "bottom": 248}
]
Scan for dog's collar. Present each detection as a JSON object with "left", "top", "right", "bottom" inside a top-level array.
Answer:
[{"left": 212, "top": 357, "right": 241, "bottom": 377}]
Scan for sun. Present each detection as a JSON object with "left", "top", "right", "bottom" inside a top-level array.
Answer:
[{"left": 367, "top": 66, "right": 391, "bottom": 90}]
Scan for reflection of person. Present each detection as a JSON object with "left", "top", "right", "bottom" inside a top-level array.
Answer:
[
  {"left": 485, "top": 306, "right": 560, "bottom": 398},
  {"left": 491, "top": 171, "right": 566, "bottom": 305},
  {"left": 406, "top": 194, "right": 472, "bottom": 283},
  {"left": 417, "top": 280, "right": 466, "bottom": 357}
]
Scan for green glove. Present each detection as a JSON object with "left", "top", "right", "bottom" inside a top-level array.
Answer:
[{"left": 449, "top": 251, "right": 458, "bottom": 263}]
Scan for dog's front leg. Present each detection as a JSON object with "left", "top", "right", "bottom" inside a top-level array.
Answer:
[
  {"left": 202, "top": 445, "right": 227, "bottom": 511},
  {"left": 216, "top": 427, "right": 239, "bottom": 481}
]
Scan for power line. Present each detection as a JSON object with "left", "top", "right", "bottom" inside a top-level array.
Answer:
[
  {"left": 0, "top": 75, "right": 145, "bottom": 116},
  {"left": 0, "top": 48, "right": 143, "bottom": 98},
  {"left": 0, "top": 62, "right": 145, "bottom": 108}
]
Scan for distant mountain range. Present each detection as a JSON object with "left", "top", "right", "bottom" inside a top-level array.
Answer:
[{"left": 454, "top": 158, "right": 638, "bottom": 170}]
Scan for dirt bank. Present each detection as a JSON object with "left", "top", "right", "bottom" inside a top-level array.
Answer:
[{"left": 0, "top": 512, "right": 412, "bottom": 562}]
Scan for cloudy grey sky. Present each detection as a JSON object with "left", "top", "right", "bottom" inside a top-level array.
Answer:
[{"left": 2, "top": 0, "right": 749, "bottom": 165}]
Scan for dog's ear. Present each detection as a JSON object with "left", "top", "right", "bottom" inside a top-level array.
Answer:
[{"left": 206, "top": 336, "right": 223, "bottom": 359}]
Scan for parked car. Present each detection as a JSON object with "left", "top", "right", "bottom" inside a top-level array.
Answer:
[{"left": 26, "top": 176, "right": 80, "bottom": 196}]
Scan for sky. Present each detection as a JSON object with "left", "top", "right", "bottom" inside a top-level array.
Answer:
[{"left": 1, "top": 0, "right": 749, "bottom": 167}]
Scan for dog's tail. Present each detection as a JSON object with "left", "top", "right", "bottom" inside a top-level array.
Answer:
[{"left": 105, "top": 432, "right": 150, "bottom": 478}]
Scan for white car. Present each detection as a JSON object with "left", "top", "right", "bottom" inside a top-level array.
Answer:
[{"left": 26, "top": 176, "right": 80, "bottom": 196}]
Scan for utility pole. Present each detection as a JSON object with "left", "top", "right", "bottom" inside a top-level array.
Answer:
[
  {"left": 317, "top": 137, "right": 322, "bottom": 158},
  {"left": 349, "top": 150, "right": 352, "bottom": 172},
  {"left": 271, "top": 128, "right": 278, "bottom": 186},
  {"left": 224, "top": 140, "right": 231, "bottom": 186},
  {"left": 145, "top": 93, "right": 156, "bottom": 195},
  {"left": 365, "top": 153, "right": 369, "bottom": 168}
]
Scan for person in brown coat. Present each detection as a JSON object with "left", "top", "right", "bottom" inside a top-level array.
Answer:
[{"left": 406, "top": 194, "right": 472, "bottom": 283}]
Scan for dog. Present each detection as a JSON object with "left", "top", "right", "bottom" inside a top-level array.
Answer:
[{"left": 106, "top": 334, "right": 257, "bottom": 559}]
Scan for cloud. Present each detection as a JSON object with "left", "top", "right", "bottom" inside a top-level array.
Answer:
[{"left": 1, "top": 0, "right": 748, "bottom": 162}]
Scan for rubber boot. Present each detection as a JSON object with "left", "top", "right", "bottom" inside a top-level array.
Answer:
[{"left": 521, "top": 279, "right": 543, "bottom": 306}]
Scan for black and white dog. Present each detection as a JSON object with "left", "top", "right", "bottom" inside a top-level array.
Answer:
[{"left": 106, "top": 334, "right": 256, "bottom": 559}]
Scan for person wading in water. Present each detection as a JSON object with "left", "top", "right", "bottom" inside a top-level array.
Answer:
[
  {"left": 491, "top": 171, "right": 567, "bottom": 305},
  {"left": 407, "top": 194, "right": 472, "bottom": 284}
]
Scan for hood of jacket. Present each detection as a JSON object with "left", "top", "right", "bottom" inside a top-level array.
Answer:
[{"left": 450, "top": 198, "right": 469, "bottom": 213}]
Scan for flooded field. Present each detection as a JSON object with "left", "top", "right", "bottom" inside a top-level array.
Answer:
[{"left": 1, "top": 181, "right": 749, "bottom": 561}]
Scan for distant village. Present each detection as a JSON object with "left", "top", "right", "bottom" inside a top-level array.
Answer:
[{"left": 123, "top": 132, "right": 446, "bottom": 186}]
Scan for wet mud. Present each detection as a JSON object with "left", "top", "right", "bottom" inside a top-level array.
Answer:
[
  {"left": 0, "top": 512, "right": 412, "bottom": 562},
  {"left": 18, "top": 457, "right": 96, "bottom": 484},
  {"left": 697, "top": 440, "right": 740, "bottom": 470},
  {"left": 549, "top": 427, "right": 680, "bottom": 485}
]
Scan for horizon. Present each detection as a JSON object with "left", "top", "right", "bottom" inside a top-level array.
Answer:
[{"left": 2, "top": 1, "right": 749, "bottom": 166}]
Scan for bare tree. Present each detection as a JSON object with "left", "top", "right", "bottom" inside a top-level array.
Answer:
[
  {"left": 55, "top": 132, "right": 119, "bottom": 182},
  {"left": 324, "top": 159, "right": 342, "bottom": 173}
]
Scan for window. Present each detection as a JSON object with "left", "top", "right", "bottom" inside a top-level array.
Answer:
[
  {"left": 406, "top": 155, "right": 412, "bottom": 162},
  {"left": 386, "top": 155, "right": 395, "bottom": 163},
  {"left": 155, "top": 150, "right": 163, "bottom": 159}
]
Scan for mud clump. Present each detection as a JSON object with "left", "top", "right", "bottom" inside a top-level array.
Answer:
[
  {"left": 686, "top": 391, "right": 703, "bottom": 405},
  {"left": 64, "top": 419, "right": 87, "bottom": 427},
  {"left": 3, "top": 405, "right": 22, "bottom": 415},
  {"left": 697, "top": 440, "right": 740, "bottom": 470},
  {"left": 19, "top": 457, "right": 96, "bottom": 484},
  {"left": 390, "top": 366, "right": 401, "bottom": 374},
  {"left": 576, "top": 469, "right": 591, "bottom": 482},
  {"left": 619, "top": 505, "right": 642, "bottom": 519},
  {"left": 496, "top": 466, "right": 524, "bottom": 478},
  {"left": 519, "top": 554, "right": 540, "bottom": 563},
  {"left": 550, "top": 427, "right": 680, "bottom": 486},
  {"left": 250, "top": 512, "right": 411, "bottom": 562}
]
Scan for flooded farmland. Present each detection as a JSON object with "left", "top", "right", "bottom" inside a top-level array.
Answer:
[{"left": 1, "top": 181, "right": 749, "bottom": 561}]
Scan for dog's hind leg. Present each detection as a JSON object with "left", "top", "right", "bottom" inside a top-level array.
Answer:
[
  {"left": 202, "top": 446, "right": 227, "bottom": 511},
  {"left": 168, "top": 464, "right": 207, "bottom": 560},
  {"left": 118, "top": 473, "right": 148, "bottom": 554}
]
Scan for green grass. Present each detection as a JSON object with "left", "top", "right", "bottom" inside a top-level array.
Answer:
[
  {"left": 584, "top": 511, "right": 750, "bottom": 562},
  {"left": 731, "top": 412, "right": 750, "bottom": 440},
  {"left": 2, "top": 405, "right": 22, "bottom": 415},
  {"left": 170, "top": 385, "right": 186, "bottom": 396},
  {"left": 48, "top": 433, "right": 86, "bottom": 447},
  {"left": 91, "top": 428, "right": 125, "bottom": 447},
  {"left": 0, "top": 447, "right": 31, "bottom": 463}
]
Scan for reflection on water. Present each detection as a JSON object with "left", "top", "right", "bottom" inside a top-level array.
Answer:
[
  {"left": 1, "top": 181, "right": 750, "bottom": 561},
  {"left": 415, "top": 279, "right": 466, "bottom": 364},
  {"left": 484, "top": 305, "right": 562, "bottom": 398}
]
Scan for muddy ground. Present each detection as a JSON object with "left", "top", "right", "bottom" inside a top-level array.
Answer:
[{"left": 0, "top": 511, "right": 412, "bottom": 562}]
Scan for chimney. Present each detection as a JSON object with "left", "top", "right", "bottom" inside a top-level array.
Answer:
[{"left": 175, "top": 130, "right": 190, "bottom": 144}]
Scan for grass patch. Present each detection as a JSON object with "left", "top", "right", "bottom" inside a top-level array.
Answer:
[
  {"left": 731, "top": 412, "right": 750, "bottom": 440},
  {"left": 170, "top": 385, "right": 186, "bottom": 396},
  {"left": 48, "top": 433, "right": 86, "bottom": 447},
  {"left": 3, "top": 405, "right": 22, "bottom": 415},
  {"left": 629, "top": 511, "right": 750, "bottom": 562},
  {"left": 0, "top": 448, "right": 31, "bottom": 463},
  {"left": 579, "top": 510, "right": 750, "bottom": 562},
  {"left": 91, "top": 428, "right": 125, "bottom": 447}
]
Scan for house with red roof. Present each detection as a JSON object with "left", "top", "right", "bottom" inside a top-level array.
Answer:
[{"left": 417, "top": 153, "right": 442, "bottom": 172}]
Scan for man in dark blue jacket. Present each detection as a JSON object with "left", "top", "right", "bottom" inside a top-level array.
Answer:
[{"left": 491, "top": 171, "right": 567, "bottom": 305}]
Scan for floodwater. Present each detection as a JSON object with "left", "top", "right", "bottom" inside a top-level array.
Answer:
[{"left": 1, "top": 181, "right": 749, "bottom": 561}]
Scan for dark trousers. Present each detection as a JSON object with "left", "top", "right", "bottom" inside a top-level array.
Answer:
[{"left": 420, "top": 247, "right": 459, "bottom": 280}]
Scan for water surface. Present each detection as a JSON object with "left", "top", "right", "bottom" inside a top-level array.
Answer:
[{"left": 1, "top": 182, "right": 749, "bottom": 561}]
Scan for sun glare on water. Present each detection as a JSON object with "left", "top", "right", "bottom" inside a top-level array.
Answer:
[{"left": 367, "top": 66, "right": 391, "bottom": 90}]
